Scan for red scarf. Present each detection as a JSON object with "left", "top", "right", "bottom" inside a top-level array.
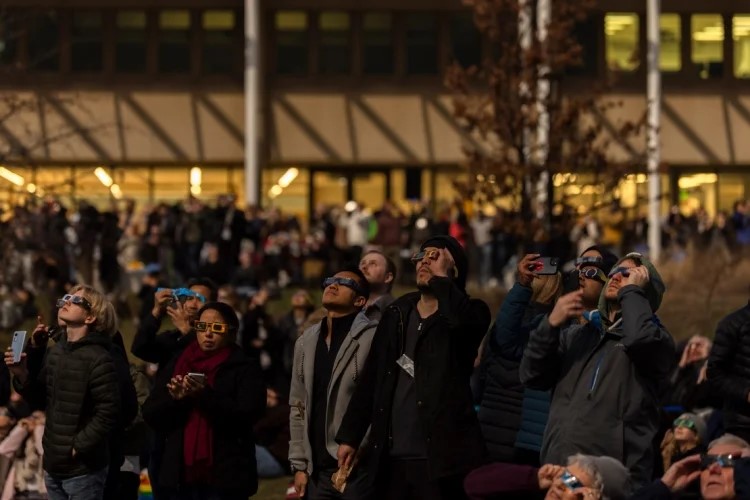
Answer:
[{"left": 173, "top": 340, "right": 232, "bottom": 483}]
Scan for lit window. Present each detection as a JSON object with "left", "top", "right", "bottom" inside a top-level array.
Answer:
[
  {"left": 691, "top": 14, "right": 724, "bottom": 79},
  {"left": 406, "top": 14, "right": 438, "bottom": 75},
  {"left": 734, "top": 14, "right": 750, "bottom": 78},
  {"left": 159, "top": 10, "right": 191, "bottom": 73},
  {"left": 363, "top": 12, "right": 393, "bottom": 75},
  {"left": 318, "top": 11, "right": 350, "bottom": 74},
  {"left": 660, "top": 14, "right": 681, "bottom": 72},
  {"left": 202, "top": 10, "right": 237, "bottom": 74},
  {"left": 28, "top": 11, "right": 59, "bottom": 72},
  {"left": 451, "top": 12, "right": 481, "bottom": 68},
  {"left": 72, "top": 12, "right": 103, "bottom": 72},
  {"left": 275, "top": 11, "right": 308, "bottom": 75},
  {"left": 116, "top": 11, "right": 147, "bottom": 73},
  {"left": 604, "top": 13, "right": 639, "bottom": 72}
]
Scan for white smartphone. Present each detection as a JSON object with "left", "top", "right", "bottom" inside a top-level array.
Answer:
[
  {"left": 187, "top": 372, "right": 206, "bottom": 383},
  {"left": 11, "top": 331, "right": 27, "bottom": 363}
]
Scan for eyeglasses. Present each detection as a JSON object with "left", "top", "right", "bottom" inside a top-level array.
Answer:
[
  {"left": 700, "top": 454, "right": 737, "bottom": 470},
  {"left": 561, "top": 470, "right": 583, "bottom": 490},
  {"left": 322, "top": 277, "right": 365, "bottom": 296},
  {"left": 193, "top": 321, "right": 229, "bottom": 334},
  {"left": 673, "top": 418, "right": 697, "bottom": 431},
  {"left": 578, "top": 268, "right": 607, "bottom": 282},
  {"left": 157, "top": 287, "right": 207, "bottom": 304},
  {"left": 56, "top": 294, "right": 92, "bottom": 310},
  {"left": 607, "top": 266, "right": 632, "bottom": 278},
  {"left": 411, "top": 249, "right": 440, "bottom": 264}
]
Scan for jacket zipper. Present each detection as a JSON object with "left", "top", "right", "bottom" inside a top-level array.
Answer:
[
  {"left": 587, "top": 351, "right": 606, "bottom": 397},
  {"left": 388, "top": 306, "right": 406, "bottom": 450}
]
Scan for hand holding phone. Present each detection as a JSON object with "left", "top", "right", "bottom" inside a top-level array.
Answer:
[
  {"left": 187, "top": 372, "right": 206, "bottom": 384},
  {"left": 528, "top": 257, "right": 559, "bottom": 275},
  {"left": 11, "top": 331, "right": 27, "bottom": 364}
]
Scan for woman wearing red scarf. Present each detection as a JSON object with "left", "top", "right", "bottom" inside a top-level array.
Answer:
[{"left": 143, "top": 302, "right": 266, "bottom": 500}]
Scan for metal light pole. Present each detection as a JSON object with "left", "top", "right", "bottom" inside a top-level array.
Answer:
[
  {"left": 244, "top": 0, "right": 260, "bottom": 206},
  {"left": 647, "top": 0, "right": 662, "bottom": 261},
  {"left": 535, "top": 0, "right": 551, "bottom": 221}
]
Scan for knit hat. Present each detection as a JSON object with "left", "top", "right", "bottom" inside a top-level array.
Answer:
[
  {"left": 590, "top": 456, "right": 631, "bottom": 500},
  {"left": 579, "top": 245, "right": 619, "bottom": 276},
  {"left": 420, "top": 235, "right": 468, "bottom": 290},
  {"left": 675, "top": 412, "right": 708, "bottom": 445}
]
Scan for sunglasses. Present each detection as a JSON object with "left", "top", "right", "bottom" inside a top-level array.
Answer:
[
  {"left": 673, "top": 418, "right": 697, "bottom": 431},
  {"left": 411, "top": 249, "right": 440, "bottom": 264},
  {"left": 56, "top": 294, "right": 92, "bottom": 310},
  {"left": 322, "top": 277, "right": 365, "bottom": 296},
  {"left": 578, "top": 268, "right": 607, "bottom": 282},
  {"left": 193, "top": 321, "right": 230, "bottom": 334},
  {"left": 607, "top": 266, "right": 632, "bottom": 278},
  {"left": 561, "top": 470, "right": 583, "bottom": 490},
  {"left": 700, "top": 454, "right": 737, "bottom": 469}
]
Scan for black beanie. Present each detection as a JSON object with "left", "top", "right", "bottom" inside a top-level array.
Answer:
[
  {"left": 420, "top": 235, "right": 468, "bottom": 290},
  {"left": 197, "top": 301, "right": 240, "bottom": 333},
  {"left": 581, "top": 245, "right": 619, "bottom": 275}
]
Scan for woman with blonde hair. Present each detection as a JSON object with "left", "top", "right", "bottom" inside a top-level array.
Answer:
[
  {"left": 473, "top": 254, "right": 563, "bottom": 469},
  {"left": 5, "top": 284, "right": 121, "bottom": 500}
]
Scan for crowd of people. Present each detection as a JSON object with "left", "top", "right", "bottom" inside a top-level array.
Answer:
[{"left": 0, "top": 194, "right": 748, "bottom": 500}]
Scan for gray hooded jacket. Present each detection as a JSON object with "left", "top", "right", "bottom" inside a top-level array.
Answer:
[{"left": 520, "top": 254, "right": 675, "bottom": 490}]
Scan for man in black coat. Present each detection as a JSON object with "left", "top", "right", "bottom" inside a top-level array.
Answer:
[
  {"left": 707, "top": 300, "right": 750, "bottom": 443},
  {"left": 336, "top": 235, "right": 491, "bottom": 500}
]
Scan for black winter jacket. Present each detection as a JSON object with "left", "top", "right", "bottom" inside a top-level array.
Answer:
[
  {"left": 336, "top": 278, "right": 492, "bottom": 480},
  {"left": 707, "top": 302, "right": 750, "bottom": 436},
  {"left": 142, "top": 344, "right": 266, "bottom": 496},
  {"left": 15, "top": 333, "right": 120, "bottom": 478},
  {"left": 131, "top": 313, "right": 192, "bottom": 372},
  {"left": 0, "top": 362, "right": 9, "bottom": 407}
]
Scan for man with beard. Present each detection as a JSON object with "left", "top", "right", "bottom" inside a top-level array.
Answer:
[
  {"left": 359, "top": 250, "right": 396, "bottom": 322},
  {"left": 336, "top": 235, "right": 491, "bottom": 499}
]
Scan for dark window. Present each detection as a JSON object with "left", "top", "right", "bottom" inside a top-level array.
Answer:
[
  {"left": 116, "top": 10, "right": 147, "bottom": 73},
  {"left": 28, "top": 10, "right": 60, "bottom": 71},
  {"left": 202, "top": 10, "right": 236, "bottom": 74},
  {"left": 274, "top": 11, "right": 308, "bottom": 75},
  {"left": 159, "top": 10, "right": 191, "bottom": 73},
  {"left": 363, "top": 12, "right": 394, "bottom": 74},
  {"left": 0, "top": 12, "right": 20, "bottom": 66},
  {"left": 71, "top": 12, "right": 103, "bottom": 72},
  {"left": 566, "top": 17, "right": 598, "bottom": 76},
  {"left": 318, "top": 11, "right": 350, "bottom": 74},
  {"left": 451, "top": 12, "right": 481, "bottom": 68},
  {"left": 405, "top": 14, "right": 438, "bottom": 74}
]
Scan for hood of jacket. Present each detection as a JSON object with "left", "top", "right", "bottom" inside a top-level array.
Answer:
[{"left": 597, "top": 252, "right": 665, "bottom": 325}]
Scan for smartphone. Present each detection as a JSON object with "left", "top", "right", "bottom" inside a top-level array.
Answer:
[
  {"left": 187, "top": 372, "right": 206, "bottom": 383},
  {"left": 11, "top": 331, "right": 27, "bottom": 363},
  {"left": 529, "top": 257, "right": 559, "bottom": 275}
]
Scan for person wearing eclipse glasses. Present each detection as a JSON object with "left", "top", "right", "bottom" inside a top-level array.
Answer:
[
  {"left": 630, "top": 434, "right": 750, "bottom": 500},
  {"left": 335, "top": 235, "right": 491, "bottom": 500},
  {"left": 143, "top": 301, "right": 265, "bottom": 500},
  {"left": 131, "top": 277, "right": 217, "bottom": 371},
  {"left": 521, "top": 252, "right": 676, "bottom": 491},
  {"left": 5, "top": 284, "right": 120, "bottom": 500},
  {"left": 288, "top": 267, "right": 377, "bottom": 499}
]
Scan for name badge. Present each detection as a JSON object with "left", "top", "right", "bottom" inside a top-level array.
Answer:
[{"left": 396, "top": 354, "right": 415, "bottom": 378}]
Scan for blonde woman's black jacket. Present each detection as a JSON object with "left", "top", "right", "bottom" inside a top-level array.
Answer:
[
  {"left": 336, "top": 277, "right": 492, "bottom": 480},
  {"left": 142, "top": 345, "right": 266, "bottom": 497},
  {"left": 14, "top": 332, "right": 120, "bottom": 478}
]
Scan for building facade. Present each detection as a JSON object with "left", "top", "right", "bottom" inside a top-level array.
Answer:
[{"left": 0, "top": 0, "right": 747, "bottom": 221}]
